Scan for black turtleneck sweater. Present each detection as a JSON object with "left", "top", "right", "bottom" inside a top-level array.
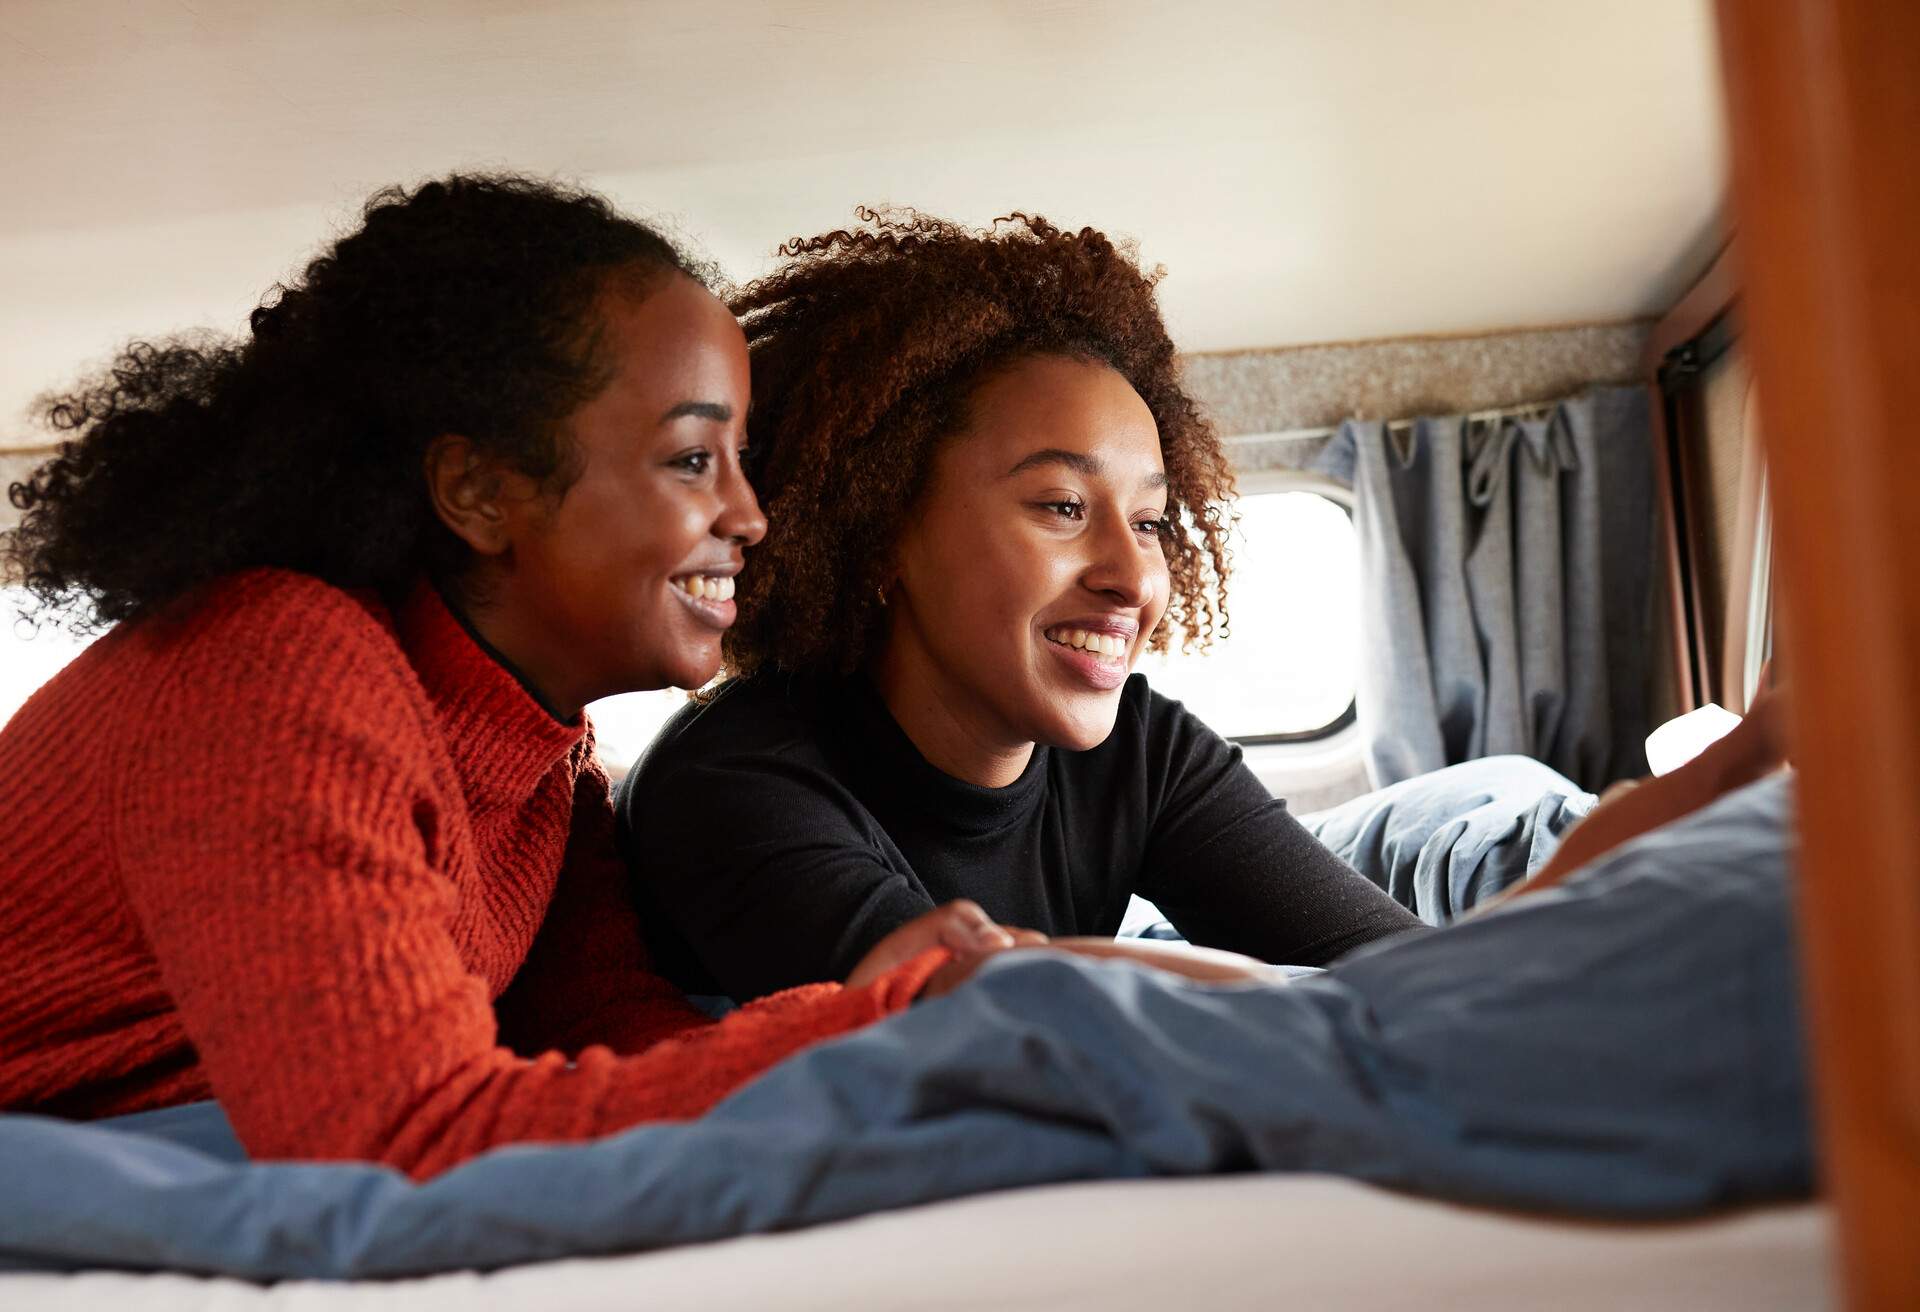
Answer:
[{"left": 615, "top": 672, "right": 1425, "bottom": 1002}]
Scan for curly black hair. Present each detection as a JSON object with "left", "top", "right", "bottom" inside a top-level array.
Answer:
[
  {"left": 723, "top": 208, "right": 1235, "bottom": 678},
  {"left": 3, "top": 173, "right": 708, "bottom": 632}
]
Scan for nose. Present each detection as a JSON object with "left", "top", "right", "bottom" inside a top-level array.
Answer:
[
  {"left": 1080, "top": 507, "right": 1160, "bottom": 610},
  {"left": 716, "top": 461, "right": 768, "bottom": 548}
]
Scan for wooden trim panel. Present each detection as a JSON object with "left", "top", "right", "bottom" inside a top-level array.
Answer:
[{"left": 1713, "top": 1, "right": 1920, "bottom": 1306}]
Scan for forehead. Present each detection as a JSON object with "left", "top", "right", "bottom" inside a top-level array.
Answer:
[
  {"left": 954, "top": 354, "right": 1163, "bottom": 478},
  {"left": 589, "top": 274, "right": 747, "bottom": 405}
]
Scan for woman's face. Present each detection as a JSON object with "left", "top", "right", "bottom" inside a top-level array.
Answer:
[
  {"left": 477, "top": 273, "right": 763, "bottom": 713},
  {"left": 881, "top": 354, "right": 1171, "bottom": 754}
]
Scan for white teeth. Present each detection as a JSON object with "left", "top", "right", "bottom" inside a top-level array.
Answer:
[
  {"left": 1046, "top": 627, "right": 1127, "bottom": 659},
  {"left": 677, "top": 575, "right": 734, "bottom": 601}
]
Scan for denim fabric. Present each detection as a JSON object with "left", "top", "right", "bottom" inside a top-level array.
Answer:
[
  {"left": 1303, "top": 754, "right": 1596, "bottom": 923},
  {"left": 0, "top": 777, "right": 1805, "bottom": 1281},
  {"left": 1122, "top": 754, "right": 1594, "bottom": 936}
]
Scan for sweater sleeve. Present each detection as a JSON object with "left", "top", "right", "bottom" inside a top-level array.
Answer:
[
  {"left": 1132, "top": 689, "right": 1426, "bottom": 966},
  {"left": 493, "top": 742, "right": 771, "bottom": 1056},
  {"left": 113, "top": 584, "right": 939, "bottom": 1179}
]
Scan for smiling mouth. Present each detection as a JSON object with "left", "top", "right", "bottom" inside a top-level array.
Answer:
[
  {"left": 672, "top": 574, "right": 735, "bottom": 602},
  {"left": 1043, "top": 625, "right": 1128, "bottom": 661}
]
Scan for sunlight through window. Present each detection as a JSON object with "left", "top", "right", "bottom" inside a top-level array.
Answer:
[{"left": 1143, "top": 490, "right": 1359, "bottom": 741}]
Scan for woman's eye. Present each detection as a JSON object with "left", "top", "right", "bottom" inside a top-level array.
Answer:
[
  {"left": 1043, "top": 501, "right": 1085, "bottom": 521},
  {"left": 1134, "top": 517, "right": 1166, "bottom": 538},
  {"left": 671, "top": 450, "right": 714, "bottom": 476}
]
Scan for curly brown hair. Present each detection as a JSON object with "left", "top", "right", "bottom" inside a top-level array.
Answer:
[{"left": 724, "top": 208, "right": 1235, "bottom": 678}]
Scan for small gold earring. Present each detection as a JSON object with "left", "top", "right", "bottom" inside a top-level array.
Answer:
[{"left": 875, "top": 585, "right": 889, "bottom": 607}]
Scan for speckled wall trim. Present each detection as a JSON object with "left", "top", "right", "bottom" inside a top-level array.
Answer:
[
  {"left": 1181, "top": 321, "right": 1654, "bottom": 439},
  {"left": 0, "top": 322, "right": 1655, "bottom": 549}
]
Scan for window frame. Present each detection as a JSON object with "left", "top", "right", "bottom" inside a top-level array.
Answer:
[{"left": 1741, "top": 465, "right": 1774, "bottom": 708}]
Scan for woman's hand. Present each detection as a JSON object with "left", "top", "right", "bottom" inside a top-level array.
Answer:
[
  {"left": 851, "top": 907, "right": 1281, "bottom": 1002},
  {"left": 846, "top": 900, "right": 1035, "bottom": 994}
]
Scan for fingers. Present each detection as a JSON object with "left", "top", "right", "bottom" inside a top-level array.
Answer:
[
  {"left": 911, "top": 909, "right": 1049, "bottom": 1002},
  {"left": 848, "top": 900, "right": 1021, "bottom": 990},
  {"left": 933, "top": 899, "right": 1014, "bottom": 953},
  {"left": 858, "top": 903, "right": 1048, "bottom": 1000}
]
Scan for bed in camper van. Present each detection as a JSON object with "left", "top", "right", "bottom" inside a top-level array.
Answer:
[
  {"left": 4, "top": 1179, "right": 1829, "bottom": 1311},
  {"left": 3, "top": 0, "right": 1914, "bottom": 1307}
]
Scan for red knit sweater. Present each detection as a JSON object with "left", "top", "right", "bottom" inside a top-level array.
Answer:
[{"left": 0, "top": 569, "right": 941, "bottom": 1177}]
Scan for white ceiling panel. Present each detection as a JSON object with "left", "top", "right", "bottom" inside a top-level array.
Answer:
[{"left": 0, "top": 0, "right": 1727, "bottom": 433}]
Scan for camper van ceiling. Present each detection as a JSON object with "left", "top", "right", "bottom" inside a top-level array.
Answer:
[{"left": 1, "top": 0, "right": 1726, "bottom": 432}]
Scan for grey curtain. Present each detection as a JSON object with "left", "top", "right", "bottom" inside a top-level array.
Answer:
[{"left": 1312, "top": 387, "right": 1654, "bottom": 791}]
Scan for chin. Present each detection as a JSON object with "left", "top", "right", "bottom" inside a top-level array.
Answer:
[
  {"left": 652, "top": 650, "right": 722, "bottom": 694},
  {"left": 665, "top": 665, "right": 719, "bottom": 693},
  {"left": 1030, "top": 696, "right": 1124, "bottom": 752}
]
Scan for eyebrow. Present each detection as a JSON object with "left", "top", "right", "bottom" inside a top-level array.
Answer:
[
  {"left": 661, "top": 400, "right": 733, "bottom": 424},
  {"left": 1006, "top": 447, "right": 1168, "bottom": 490}
]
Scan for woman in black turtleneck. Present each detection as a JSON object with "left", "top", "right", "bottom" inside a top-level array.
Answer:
[{"left": 616, "top": 210, "right": 1426, "bottom": 1003}]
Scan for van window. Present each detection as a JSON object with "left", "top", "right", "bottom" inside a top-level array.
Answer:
[{"left": 1142, "top": 487, "right": 1359, "bottom": 742}]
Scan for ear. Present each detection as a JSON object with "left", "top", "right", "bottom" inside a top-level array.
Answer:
[{"left": 424, "top": 434, "right": 512, "bottom": 557}]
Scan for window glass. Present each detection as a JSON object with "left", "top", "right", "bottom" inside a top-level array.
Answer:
[
  {"left": 1142, "top": 489, "right": 1359, "bottom": 740},
  {"left": 1742, "top": 470, "right": 1774, "bottom": 707}
]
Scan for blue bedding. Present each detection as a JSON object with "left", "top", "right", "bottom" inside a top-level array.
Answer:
[
  {"left": 1304, "top": 753, "right": 1597, "bottom": 921},
  {"left": 0, "top": 776, "right": 1810, "bottom": 1281}
]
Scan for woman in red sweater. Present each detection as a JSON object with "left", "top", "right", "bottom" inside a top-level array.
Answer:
[{"left": 0, "top": 175, "right": 1015, "bottom": 1178}]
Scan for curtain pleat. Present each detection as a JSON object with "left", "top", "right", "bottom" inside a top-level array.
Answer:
[{"left": 1313, "top": 387, "right": 1653, "bottom": 790}]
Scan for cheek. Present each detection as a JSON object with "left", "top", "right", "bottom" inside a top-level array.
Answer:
[
  {"left": 902, "top": 505, "right": 1068, "bottom": 647},
  {"left": 609, "top": 490, "right": 709, "bottom": 578},
  {"left": 975, "top": 537, "right": 1067, "bottom": 629},
  {"left": 660, "top": 505, "right": 713, "bottom": 568}
]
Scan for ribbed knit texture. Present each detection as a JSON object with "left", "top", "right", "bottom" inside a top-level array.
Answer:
[{"left": 0, "top": 569, "right": 942, "bottom": 1178}]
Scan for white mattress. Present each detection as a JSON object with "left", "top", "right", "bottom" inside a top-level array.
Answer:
[{"left": 4, "top": 1174, "right": 1830, "bottom": 1311}]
